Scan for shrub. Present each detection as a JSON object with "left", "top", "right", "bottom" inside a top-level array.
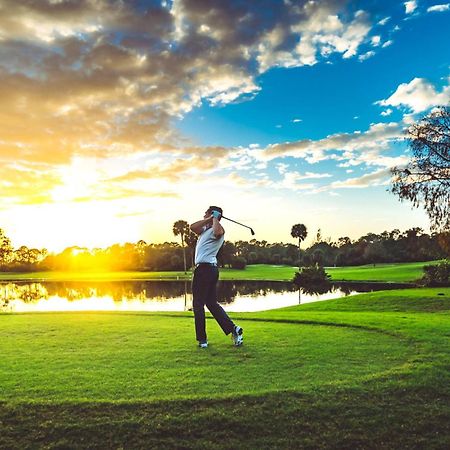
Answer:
[
  {"left": 230, "top": 257, "right": 247, "bottom": 270},
  {"left": 420, "top": 260, "right": 450, "bottom": 286},
  {"left": 293, "top": 263, "right": 331, "bottom": 287},
  {"left": 281, "top": 257, "right": 294, "bottom": 266}
]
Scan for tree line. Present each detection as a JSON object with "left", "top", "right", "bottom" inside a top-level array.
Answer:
[
  {"left": 0, "top": 106, "right": 448, "bottom": 273},
  {"left": 0, "top": 225, "right": 448, "bottom": 273}
]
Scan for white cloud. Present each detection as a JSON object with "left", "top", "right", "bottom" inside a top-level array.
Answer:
[
  {"left": 292, "top": 118, "right": 302, "bottom": 123},
  {"left": 308, "top": 10, "right": 372, "bottom": 60},
  {"left": 427, "top": 4, "right": 450, "bottom": 12},
  {"left": 277, "top": 170, "right": 332, "bottom": 180},
  {"left": 276, "top": 163, "right": 289, "bottom": 174},
  {"left": 376, "top": 77, "right": 450, "bottom": 113},
  {"left": 330, "top": 168, "right": 391, "bottom": 189},
  {"left": 381, "top": 108, "right": 393, "bottom": 116},
  {"left": 276, "top": 172, "right": 317, "bottom": 191},
  {"left": 404, "top": 1, "right": 418, "bottom": 14},
  {"left": 359, "top": 50, "right": 375, "bottom": 61},
  {"left": 263, "top": 121, "right": 403, "bottom": 162},
  {"left": 382, "top": 40, "right": 393, "bottom": 48},
  {"left": 371, "top": 35, "right": 381, "bottom": 46},
  {"left": 378, "top": 17, "right": 390, "bottom": 26}
]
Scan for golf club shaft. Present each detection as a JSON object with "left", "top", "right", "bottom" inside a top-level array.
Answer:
[{"left": 221, "top": 215, "right": 254, "bottom": 234}]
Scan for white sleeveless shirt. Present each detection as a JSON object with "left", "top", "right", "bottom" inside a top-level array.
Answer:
[{"left": 194, "top": 226, "right": 225, "bottom": 264}]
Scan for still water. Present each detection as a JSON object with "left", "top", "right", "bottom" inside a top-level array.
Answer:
[{"left": 0, "top": 280, "right": 403, "bottom": 313}]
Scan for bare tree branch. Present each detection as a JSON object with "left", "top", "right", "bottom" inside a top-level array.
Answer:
[{"left": 390, "top": 106, "right": 450, "bottom": 232}]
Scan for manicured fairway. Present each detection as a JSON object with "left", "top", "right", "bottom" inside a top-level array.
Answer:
[
  {"left": 324, "top": 261, "right": 440, "bottom": 282},
  {"left": 0, "top": 314, "right": 412, "bottom": 402},
  {"left": 0, "top": 287, "right": 449, "bottom": 449}
]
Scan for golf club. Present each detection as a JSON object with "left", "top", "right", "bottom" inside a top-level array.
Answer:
[{"left": 221, "top": 215, "right": 255, "bottom": 235}]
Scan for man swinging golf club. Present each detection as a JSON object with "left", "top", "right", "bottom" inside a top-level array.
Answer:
[{"left": 190, "top": 206, "right": 243, "bottom": 348}]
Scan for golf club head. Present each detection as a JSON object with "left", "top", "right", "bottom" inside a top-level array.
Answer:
[{"left": 250, "top": 229, "right": 255, "bottom": 236}]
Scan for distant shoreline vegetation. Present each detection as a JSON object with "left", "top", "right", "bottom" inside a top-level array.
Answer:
[{"left": 0, "top": 227, "right": 448, "bottom": 273}]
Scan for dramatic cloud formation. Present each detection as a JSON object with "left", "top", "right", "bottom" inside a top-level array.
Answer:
[
  {"left": 0, "top": 0, "right": 392, "bottom": 208},
  {"left": 0, "top": 0, "right": 445, "bottom": 248}
]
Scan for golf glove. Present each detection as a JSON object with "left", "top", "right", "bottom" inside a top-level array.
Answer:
[{"left": 211, "top": 210, "right": 221, "bottom": 219}]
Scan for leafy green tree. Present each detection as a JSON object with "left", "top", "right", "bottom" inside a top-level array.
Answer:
[
  {"left": 421, "top": 260, "right": 450, "bottom": 286},
  {"left": 172, "top": 220, "right": 190, "bottom": 274},
  {"left": 291, "top": 223, "right": 307, "bottom": 270},
  {"left": 230, "top": 256, "right": 246, "bottom": 269},
  {"left": 217, "top": 241, "right": 236, "bottom": 267},
  {"left": 292, "top": 263, "right": 331, "bottom": 289},
  {"left": 334, "top": 251, "right": 346, "bottom": 266},
  {"left": 184, "top": 230, "right": 198, "bottom": 268},
  {"left": 436, "top": 232, "right": 450, "bottom": 257},
  {"left": 311, "top": 248, "right": 324, "bottom": 266},
  {"left": 0, "top": 229, "right": 14, "bottom": 268},
  {"left": 363, "top": 242, "right": 388, "bottom": 264},
  {"left": 135, "top": 240, "right": 147, "bottom": 268},
  {"left": 337, "top": 236, "right": 352, "bottom": 248},
  {"left": 391, "top": 106, "right": 450, "bottom": 232}
]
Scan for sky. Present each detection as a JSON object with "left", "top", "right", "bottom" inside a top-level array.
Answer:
[{"left": 0, "top": 0, "right": 449, "bottom": 252}]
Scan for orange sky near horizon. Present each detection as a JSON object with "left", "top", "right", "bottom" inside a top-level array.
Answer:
[{"left": 0, "top": 0, "right": 442, "bottom": 253}]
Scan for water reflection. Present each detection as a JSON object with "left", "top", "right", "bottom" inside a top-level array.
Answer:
[{"left": 0, "top": 280, "right": 410, "bottom": 313}]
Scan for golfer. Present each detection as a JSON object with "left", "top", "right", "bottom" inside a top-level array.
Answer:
[{"left": 190, "top": 206, "right": 243, "bottom": 348}]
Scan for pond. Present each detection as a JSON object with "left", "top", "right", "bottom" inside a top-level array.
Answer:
[{"left": 0, "top": 280, "right": 412, "bottom": 313}]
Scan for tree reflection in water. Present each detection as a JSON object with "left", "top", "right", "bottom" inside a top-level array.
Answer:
[
  {"left": 1, "top": 280, "right": 297, "bottom": 310},
  {"left": 299, "top": 283, "right": 334, "bottom": 296},
  {"left": 0, "top": 280, "right": 410, "bottom": 312},
  {"left": 0, "top": 283, "right": 48, "bottom": 310}
]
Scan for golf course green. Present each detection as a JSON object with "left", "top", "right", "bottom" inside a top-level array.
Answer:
[{"left": 1, "top": 286, "right": 449, "bottom": 449}]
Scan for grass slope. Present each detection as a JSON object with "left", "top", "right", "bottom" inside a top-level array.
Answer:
[
  {"left": 0, "top": 288, "right": 449, "bottom": 449},
  {"left": 0, "top": 260, "right": 441, "bottom": 282}
]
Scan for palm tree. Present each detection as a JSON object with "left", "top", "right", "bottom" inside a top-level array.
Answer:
[
  {"left": 291, "top": 223, "right": 307, "bottom": 271},
  {"left": 173, "top": 220, "right": 190, "bottom": 274},
  {"left": 291, "top": 223, "right": 307, "bottom": 304},
  {"left": 185, "top": 230, "right": 198, "bottom": 268}
]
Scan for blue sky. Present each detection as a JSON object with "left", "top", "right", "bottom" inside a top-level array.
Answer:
[
  {"left": 0, "top": 0, "right": 449, "bottom": 250},
  {"left": 178, "top": 5, "right": 450, "bottom": 147}
]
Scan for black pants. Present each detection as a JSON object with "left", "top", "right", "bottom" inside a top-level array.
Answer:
[{"left": 192, "top": 265, "right": 234, "bottom": 342}]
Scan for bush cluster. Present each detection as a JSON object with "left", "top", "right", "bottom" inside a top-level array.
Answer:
[{"left": 420, "top": 260, "right": 450, "bottom": 286}]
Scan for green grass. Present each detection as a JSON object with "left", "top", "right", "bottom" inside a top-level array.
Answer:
[
  {"left": 1, "top": 287, "right": 449, "bottom": 448},
  {"left": 0, "top": 314, "right": 412, "bottom": 402},
  {"left": 325, "top": 261, "right": 440, "bottom": 282},
  {"left": 0, "top": 260, "right": 441, "bottom": 283}
]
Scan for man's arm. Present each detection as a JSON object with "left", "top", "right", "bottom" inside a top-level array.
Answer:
[
  {"left": 190, "top": 214, "right": 224, "bottom": 237},
  {"left": 190, "top": 217, "right": 211, "bottom": 235},
  {"left": 212, "top": 217, "right": 224, "bottom": 238}
]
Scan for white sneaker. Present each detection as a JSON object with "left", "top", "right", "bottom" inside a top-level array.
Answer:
[
  {"left": 231, "top": 326, "right": 243, "bottom": 346},
  {"left": 198, "top": 341, "right": 208, "bottom": 348}
]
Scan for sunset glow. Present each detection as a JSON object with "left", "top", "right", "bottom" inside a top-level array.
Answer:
[{"left": 1, "top": 1, "right": 448, "bottom": 251}]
